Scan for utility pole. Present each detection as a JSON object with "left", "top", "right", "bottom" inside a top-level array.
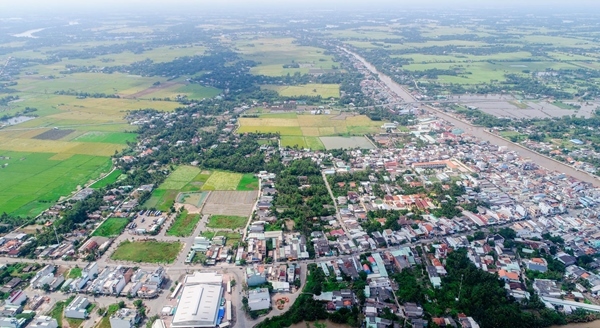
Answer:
[
  {"left": 456, "top": 274, "right": 464, "bottom": 302},
  {"left": 52, "top": 224, "right": 60, "bottom": 245}
]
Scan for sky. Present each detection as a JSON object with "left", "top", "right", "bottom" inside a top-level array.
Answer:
[{"left": 1, "top": 0, "right": 599, "bottom": 15}]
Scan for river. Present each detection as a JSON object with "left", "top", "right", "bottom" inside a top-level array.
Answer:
[
  {"left": 344, "top": 48, "right": 600, "bottom": 188},
  {"left": 12, "top": 28, "right": 46, "bottom": 38}
]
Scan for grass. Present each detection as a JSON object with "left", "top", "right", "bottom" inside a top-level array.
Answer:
[
  {"left": 238, "top": 113, "right": 382, "bottom": 146},
  {"left": 49, "top": 295, "right": 75, "bottom": 327},
  {"left": 234, "top": 37, "right": 337, "bottom": 76},
  {"left": 160, "top": 166, "right": 202, "bottom": 190},
  {"left": 90, "top": 169, "right": 123, "bottom": 189},
  {"left": 67, "top": 267, "right": 82, "bottom": 278},
  {"left": 167, "top": 210, "right": 200, "bottom": 237},
  {"left": 262, "top": 84, "right": 340, "bottom": 98},
  {"left": 207, "top": 215, "right": 248, "bottom": 229},
  {"left": 73, "top": 132, "right": 137, "bottom": 144},
  {"left": 97, "top": 303, "right": 121, "bottom": 328},
  {"left": 0, "top": 151, "right": 112, "bottom": 217},
  {"left": 66, "top": 317, "right": 85, "bottom": 328},
  {"left": 92, "top": 218, "right": 129, "bottom": 237},
  {"left": 236, "top": 174, "right": 259, "bottom": 191},
  {"left": 215, "top": 231, "right": 242, "bottom": 246},
  {"left": 110, "top": 240, "right": 181, "bottom": 263},
  {"left": 552, "top": 101, "right": 579, "bottom": 110},
  {"left": 143, "top": 189, "right": 178, "bottom": 211},
  {"left": 201, "top": 171, "right": 242, "bottom": 190}
]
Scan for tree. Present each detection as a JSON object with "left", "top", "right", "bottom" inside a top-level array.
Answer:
[
  {"left": 133, "top": 300, "right": 144, "bottom": 309},
  {"left": 118, "top": 301, "right": 125, "bottom": 309},
  {"left": 41, "top": 283, "right": 51, "bottom": 292}
]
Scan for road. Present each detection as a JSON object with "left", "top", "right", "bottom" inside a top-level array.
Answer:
[
  {"left": 343, "top": 48, "right": 600, "bottom": 187},
  {"left": 322, "top": 172, "right": 351, "bottom": 238}
]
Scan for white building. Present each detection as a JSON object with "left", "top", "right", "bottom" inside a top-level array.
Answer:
[
  {"left": 247, "top": 288, "right": 271, "bottom": 311},
  {"left": 0, "top": 317, "right": 25, "bottom": 328},
  {"left": 109, "top": 308, "right": 140, "bottom": 328},
  {"left": 64, "top": 296, "right": 89, "bottom": 319},
  {"left": 28, "top": 316, "right": 58, "bottom": 328},
  {"left": 171, "top": 272, "right": 223, "bottom": 328}
]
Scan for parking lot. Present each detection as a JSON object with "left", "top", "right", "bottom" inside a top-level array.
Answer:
[{"left": 128, "top": 210, "right": 167, "bottom": 235}]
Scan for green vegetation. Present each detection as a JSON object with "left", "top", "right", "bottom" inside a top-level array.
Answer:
[
  {"left": 74, "top": 132, "right": 137, "bottom": 144},
  {"left": 167, "top": 210, "right": 200, "bottom": 237},
  {"left": 97, "top": 303, "right": 123, "bottom": 328},
  {"left": 236, "top": 174, "right": 259, "bottom": 191},
  {"left": 201, "top": 171, "right": 242, "bottom": 190},
  {"left": 424, "top": 250, "right": 566, "bottom": 327},
  {"left": 110, "top": 240, "right": 181, "bottom": 263},
  {"left": 0, "top": 151, "right": 112, "bottom": 217},
  {"left": 92, "top": 218, "right": 129, "bottom": 237},
  {"left": 90, "top": 169, "right": 123, "bottom": 189},
  {"left": 262, "top": 84, "right": 340, "bottom": 98},
  {"left": 67, "top": 267, "right": 82, "bottom": 279},
  {"left": 207, "top": 215, "right": 248, "bottom": 229},
  {"left": 49, "top": 296, "right": 75, "bottom": 327}
]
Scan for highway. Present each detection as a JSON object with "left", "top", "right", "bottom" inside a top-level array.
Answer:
[{"left": 343, "top": 48, "right": 600, "bottom": 188}]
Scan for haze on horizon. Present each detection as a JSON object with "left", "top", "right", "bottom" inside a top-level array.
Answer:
[{"left": 2, "top": 0, "right": 600, "bottom": 16}]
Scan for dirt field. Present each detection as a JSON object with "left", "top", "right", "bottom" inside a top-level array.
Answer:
[
  {"left": 201, "top": 190, "right": 257, "bottom": 217},
  {"left": 33, "top": 129, "right": 75, "bottom": 140},
  {"left": 319, "top": 136, "right": 375, "bottom": 149}
]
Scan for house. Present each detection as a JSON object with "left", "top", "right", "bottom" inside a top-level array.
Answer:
[
  {"left": 525, "top": 258, "right": 548, "bottom": 273},
  {"left": 64, "top": 296, "right": 89, "bottom": 319},
  {"left": 0, "top": 317, "right": 25, "bottom": 328},
  {"left": 246, "top": 266, "right": 267, "bottom": 287},
  {"left": 110, "top": 308, "right": 140, "bottom": 328},
  {"left": 28, "top": 316, "right": 58, "bottom": 328},
  {"left": 6, "top": 290, "right": 26, "bottom": 306}
]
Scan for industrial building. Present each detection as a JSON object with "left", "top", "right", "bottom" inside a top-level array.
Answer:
[{"left": 171, "top": 272, "right": 224, "bottom": 328}]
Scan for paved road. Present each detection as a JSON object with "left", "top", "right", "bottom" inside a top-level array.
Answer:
[{"left": 343, "top": 48, "right": 600, "bottom": 187}]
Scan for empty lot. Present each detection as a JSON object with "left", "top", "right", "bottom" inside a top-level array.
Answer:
[{"left": 201, "top": 191, "right": 257, "bottom": 217}]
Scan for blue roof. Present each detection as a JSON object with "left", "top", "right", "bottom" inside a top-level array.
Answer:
[{"left": 570, "top": 139, "right": 584, "bottom": 145}]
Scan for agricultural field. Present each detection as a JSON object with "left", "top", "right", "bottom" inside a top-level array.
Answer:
[
  {"left": 232, "top": 37, "right": 338, "bottom": 76},
  {"left": 92, "top": 217, "right": 130, "bottom": 237},
  {"left": 236, "top": 174, "right": 259, "bottom": 191},
  {"left": 262, "top": 84, "right": 340, "bottom": 98},
  {"left": 176, "top": 192, "right": 210, "bottom": 208},
  {"left": 207, "top": 215, "right": 248, "bottom": 229},
  {"left": 201, "top": 171, "right": 243, "bottom": 191},
  {"left": 238, "top": 112, "right": 383, "bottom": 149},
  {"left": 202, "top": 191, "right": 257, "bottom": 217},
  {"left": 90, "top": 169, "right": 124, "bottom": 189},
  {"left": 145, "top": 168, "right": 259, "bottom": 210},
  {"left": 0, "top": 151, "right": 112, "bottom": 216},
  {"left": 110, "top": 240, "right": 181, "bottom": 263},
  {"left": 167, "top": 210, "right": 200, "bottom": 237}
]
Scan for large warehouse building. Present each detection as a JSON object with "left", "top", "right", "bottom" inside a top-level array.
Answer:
[{"left": 171, "top": 272, "right": 224, "bottom": 328}]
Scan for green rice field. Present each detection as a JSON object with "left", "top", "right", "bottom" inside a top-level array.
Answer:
[
  {"left": 0, "top": 151, "right": 112, "bottom": 217},
  {"left": 92, "top": 217, "right": 129, "bottom": 237}
]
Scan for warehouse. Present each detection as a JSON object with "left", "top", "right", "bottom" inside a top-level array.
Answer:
[{"left": 171, "top": 272, "right": 223, "bottom": 328}]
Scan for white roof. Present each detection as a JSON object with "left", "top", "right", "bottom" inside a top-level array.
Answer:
[
  {"left": 184, "top": 272, "right": 223, "bottom": 286},
  {"left": 172, "top": 284, "right": 222, "bottom": 328}
]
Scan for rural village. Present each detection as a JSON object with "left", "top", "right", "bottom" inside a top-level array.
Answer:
[{"left": 3, "top": 4, "right": 600, "bottom": 328}]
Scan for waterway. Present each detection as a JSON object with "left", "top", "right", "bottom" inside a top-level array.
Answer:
[
  {"left": 0, "top": 115, "right": 35, "bottom": 126},
  {"left": 12, "top": 28, "right": 46, "bottom": 38},
  {"left": 344, "top": 48, "right": 600, "bottom": 187}
]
